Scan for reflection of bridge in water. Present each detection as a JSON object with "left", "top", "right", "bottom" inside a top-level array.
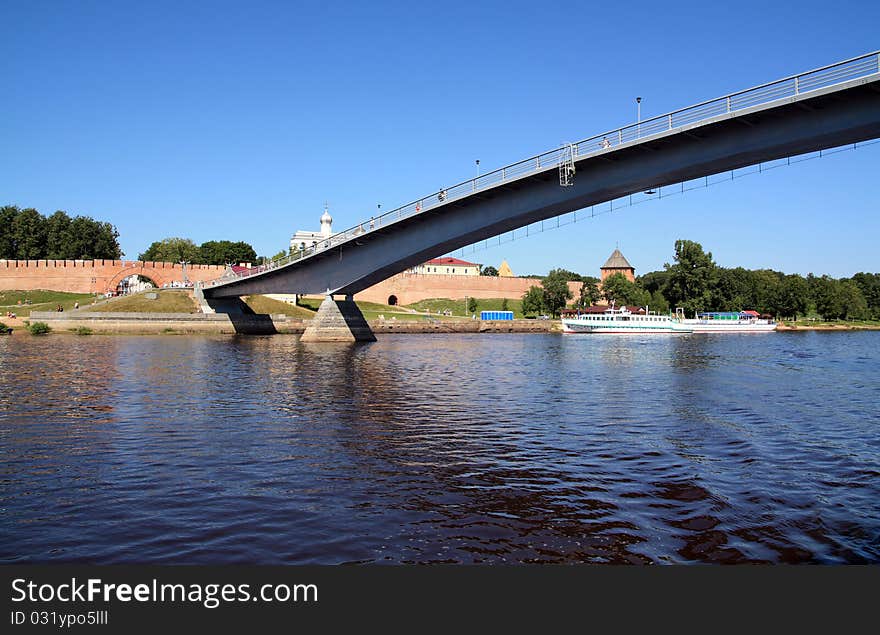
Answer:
[{"left": 201, "top": 51, "right": 880, "bottom": 340}]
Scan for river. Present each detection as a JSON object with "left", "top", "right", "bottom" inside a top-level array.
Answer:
[{"left": 1, "top": 332, "right": 878, "bottom": 564}]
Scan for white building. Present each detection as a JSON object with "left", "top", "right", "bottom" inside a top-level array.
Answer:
[
  {"left": 290, "top": 205, "right": 333, "bottom": 253},
  {"left": 409, "top": 257, "right": 481, "bottom": 276}
]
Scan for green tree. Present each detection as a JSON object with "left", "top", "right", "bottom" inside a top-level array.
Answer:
[
  {"left": 0, "top": 205, "right": 20, "bottom": 258},
  {"left": 601, "top": 272, "right": 649, "bottom": 307},
  {"left": 713, "top": 267, "right": 755, "bottom": 311},
  {"left": 45, "top": 211, "right": 73, "bottom": 259},
  {"left": 839, "top": 280, "right": 868, "bottom": 320},
  {"left": 638, "top": 270, "right": 669, "bottom": 296},
  {"left": 577, "top": 278, "right": 601, "bottom": 308},
  {"left": 501, "top": 298, "right": 509, "bottom": 311},
  {"left": 849, "top": 273, "right": 880, "bottom": 319},
  {"left": 813, "top": 276, "right": 843, "bottom": 320},
  {"left": 649, "top": 290, "right": 669, "bottom": 314},
  {"left": 200, "top": 240, "right": 258, "bottom": 266},
  {"left": 541, "top": 269, "right": 574, "bottom": 317},
  {"left": 521, "top": 285, "right": 544, "bottom": 316},
  {"left": 66, "top": 216, "right": 122, "bottom": 259},
  {"left": 11, "top": 208, "right": 47, "bottom": 259},
  {"left": 481, "top": 265, "right": 498, "bottom": 276},
  {"left": 139, "top": 237, "right": 202, "bottom": 263},
  {"left": 773, "top": 274, "right": 810, "bottom": 319},
  {"left": 550, "top": 268, "right": 585, "bottom": 282},
  {"left": 664, "top": 239, "right": 717, "bottom": 314},
  {"left": 467, "top": 297, "right": 478, "bottom": 314}
]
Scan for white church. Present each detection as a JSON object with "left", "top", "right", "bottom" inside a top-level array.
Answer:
[{"left": 290, "top": 205, "right": 334, "bottom": 254}]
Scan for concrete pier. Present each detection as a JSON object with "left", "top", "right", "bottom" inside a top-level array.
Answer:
[{"left": 300, "top": 295, "right": 376, "bottom": 342}]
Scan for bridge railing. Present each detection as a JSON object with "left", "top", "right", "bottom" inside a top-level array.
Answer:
[{"left": 213, "top": 50, "right": 880, "bottom": 286}]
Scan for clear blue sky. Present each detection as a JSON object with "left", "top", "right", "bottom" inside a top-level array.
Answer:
[{"left": 2, "top": 0, "right": 878, "bottom": 278}]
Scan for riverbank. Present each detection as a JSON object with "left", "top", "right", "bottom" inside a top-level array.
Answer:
[
  {"left": 8, "top": 312, "right": 880, "bottom": 335},
  {"left": 775, "top": 322, "right": 880, "bottom": 331},
  {"left": 15, "top": 311, "right": 559, "bottom": 335}
]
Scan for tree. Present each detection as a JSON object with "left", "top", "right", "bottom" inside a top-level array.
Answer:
[
  {"left": 839, "top": 280, "right": 868, "bottom": 320},
  {"left": 601, "top": 272, "right": 650, "bottom": 307},
  {"left": 45, "top": 211, "right": 72, "bottom": 259},
  {"left": 467, "top": 297, "right": 478, "bottom": 314},
  {"left": 638, "top": 270, "right": 670, "bottom": 295},
  {"left": 577, "top": 279, "right": 601, "bottom": 308},
  {"left": 849, "top": 273, "right": 880, "bottom": 319},
  {"left": 139, "top": 237, "right": 202, "bottom": 263},
  {"left": 550, "top": 268, "right": 585, "bottom": 282},
  {"left": 1, "top": 206, "right": 121, "bottom": 260},
  {"left": 773, "top": 274, "right": 809, "bottom": 319},
  {"left": 664, "top": 239, "right": 717, "bottom": 314},
  {"left": 501, "top": 298, "right": 509, "bottom": 311},
  {"left": 541, "top": 269, "right": 574, "bottom": 317},
  {"left": 11, "top": 208, "right": 47, "bottom": 259},
  {"left": 813, "top": 275, "right": 843, "bottom": 320},
  {"left": 649, "top": 290, "right": 669, "bottom": 314},
  {"left": 713, "top": 267, "right": 755, "bottom": 311},
  {"left": 0, "top": 205, "right": 20, "bottom": 258},
  {"left": 481, "top": 266, "right": 498, "bottom": 276},
  {"left": 66, "top": 216, "right": 122, "bottom": 260},
  {"left": 521, "top": 286, "right": 544, "bottom": 316},
  {"left": 200, "top": 240, "right": 258, "bottom": 266}
]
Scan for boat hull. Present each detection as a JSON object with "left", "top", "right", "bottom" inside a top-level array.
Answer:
[
  {"left": 674, "top": 321, "right": 776, "bottom": 333},
  {"left": 561, "top": 321, "right": 690, "bottom": 334}
]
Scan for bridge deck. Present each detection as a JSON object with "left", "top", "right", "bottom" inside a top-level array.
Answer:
[{"left": 205, "top": 52, "right": 880, "bottom": 298}]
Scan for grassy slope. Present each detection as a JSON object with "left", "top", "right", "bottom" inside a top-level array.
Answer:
[
  {"left": 406, "top": 297, "right": 525, "bottom": 318},
  {"left": 82, "top": 290, "right": 197, "bottom": 313},
  {"left": 0, "top": 290, "right": 95, "bottom": 316},
  {"left": 297, "top": 297, "right": 444, "bottom": 321},
  {"left": 242, "top": 295, "right": 317, "bottom": 318}
]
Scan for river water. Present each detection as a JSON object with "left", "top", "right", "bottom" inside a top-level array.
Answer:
[{"left": 1, "top": 332, "right": 878, "bottom": 564}]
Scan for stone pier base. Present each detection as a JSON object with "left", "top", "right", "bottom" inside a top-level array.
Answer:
[{"left": 300, "top": 295, "right": 376, "bottom": 342}]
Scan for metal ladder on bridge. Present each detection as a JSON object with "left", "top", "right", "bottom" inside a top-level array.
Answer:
[{"left": 558, "top": 143, "right": 576, "bottom": 187}]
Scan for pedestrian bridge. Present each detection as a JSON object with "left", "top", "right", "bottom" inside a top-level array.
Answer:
[{"left": 204, "top": 51, "right": 880, "bottom": 300}]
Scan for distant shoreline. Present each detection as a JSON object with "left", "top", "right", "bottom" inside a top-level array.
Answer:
[{"left": 4, "top": 312, "right": 880, "bottom": 335}]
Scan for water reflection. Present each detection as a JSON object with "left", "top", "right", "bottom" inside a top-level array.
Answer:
[{"left": 1, "top": 332, "right": 878, "bottom": 564}]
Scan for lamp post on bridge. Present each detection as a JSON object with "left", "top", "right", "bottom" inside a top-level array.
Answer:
[
  {"left": 636, "top": 96, "right": 642, "bottom": 138},
  {"left": 476, "top": 159, "right": 480, "bottom": 177}
]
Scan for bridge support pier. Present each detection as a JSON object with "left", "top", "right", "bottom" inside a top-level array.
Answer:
[{"left": 300, "top": 295, "right": 376, "bottom": 342}]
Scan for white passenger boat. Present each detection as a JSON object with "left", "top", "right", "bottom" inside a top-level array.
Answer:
[
  {"left": 561, "top": 304, "right": 692, "bottom": 334},
  {"left": 672, "top": 310, "right": 776, "bottom": 333}
]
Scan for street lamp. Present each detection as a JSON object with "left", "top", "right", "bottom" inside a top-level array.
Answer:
[
  {"left": 475, "top": 159, "right": 480, "bottom": 177},
  {"left": 636, "top": 97, "right": 642, "bottom": 137}
]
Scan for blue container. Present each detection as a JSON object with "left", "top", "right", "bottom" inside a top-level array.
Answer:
[{"left": 480, "top": 311, "right": 514, "bottom": 321}]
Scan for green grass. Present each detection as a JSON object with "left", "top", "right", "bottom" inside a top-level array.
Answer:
[
  {"left": 0, "top": 290, "right": 95, "bottom": 316},
  {"left": 0, "top": 321, "right": 11, "bottom": 334},
  {"left": 71, "top": 326, "right": 93, "bottom": 335},
  {"left": 242, "top": 295, "right": 318, "bottom": 318},
  {"left": 82, "top": 290, "right": 197, "bottom": 313},
  {"left": 406, "top": 297, "right": 525, "bottom": 318}
]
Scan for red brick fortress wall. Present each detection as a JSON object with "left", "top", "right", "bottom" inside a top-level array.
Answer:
[
  {"left": 354, "top": 273, "right": 582, "bottom": 306},
  {"left": 0, "top": 260, "right": 226, "bottom": 294}
]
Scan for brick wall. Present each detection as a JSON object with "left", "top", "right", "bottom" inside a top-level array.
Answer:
[
  {"left": 0, "top": 260, "right": 226, "bottom": 294},
  {"left": 354, "top": 272, "right": 582, "bottom": 306}
]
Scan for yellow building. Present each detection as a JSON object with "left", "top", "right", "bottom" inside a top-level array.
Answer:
[{"left": 498, "top": 260, "right": 515, "bottom": 277}]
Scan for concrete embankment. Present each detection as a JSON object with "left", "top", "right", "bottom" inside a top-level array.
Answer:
[
  {"left": 28, "top": 311, "right": 306, "bottom": 334},
  {"left": 27, "top": 312, "right": 558, "bottom": 335}
]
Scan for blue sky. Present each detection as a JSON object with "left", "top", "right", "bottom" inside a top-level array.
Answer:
[{"left": 2, "top": 0, "right": 878, "bottom": 278}]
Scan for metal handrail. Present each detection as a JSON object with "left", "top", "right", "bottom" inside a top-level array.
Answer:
[{"left": 211, "top": 50, "right": 880, "bottom": 287}]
